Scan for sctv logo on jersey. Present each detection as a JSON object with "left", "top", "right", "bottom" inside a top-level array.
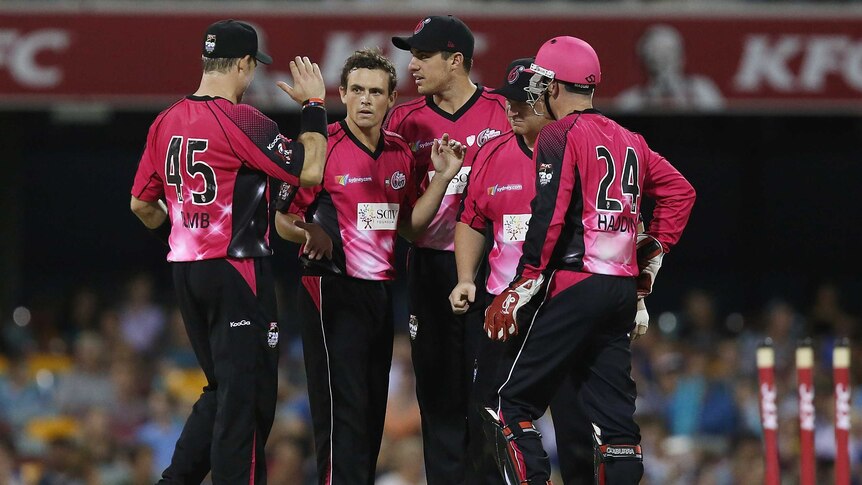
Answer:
[
  {"left": 466, "top": 128, "right": 502, "bottom": 147},
  {"left": 429, "top": 167, "right": 471, "bottom": 196},
  {"left": 357, "top": 203, "right": 399, "bottom": 230}
]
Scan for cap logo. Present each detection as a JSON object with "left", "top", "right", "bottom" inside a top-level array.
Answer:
[
  {"left": 414, "top": 18, "right": 431, "bottom": 34},
  {"left": 447, "top": 41, "right": 455, "bottom": 49},
  {"left": 507, "top": 65, "right": 525, "bottom": 84},
  {"left": 205, "top": 34, "right": 216, "bottom": 54},
  {"left": 585, "top": 74, "right": 596, "bottom": 83}
]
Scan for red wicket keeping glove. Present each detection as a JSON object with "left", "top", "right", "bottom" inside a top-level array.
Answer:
[
  {"left": 484, "top": 275, "right": 545, "bottom": 342},
  {"left": 636, "top": 234, "right": 664, "bottom": 298}
]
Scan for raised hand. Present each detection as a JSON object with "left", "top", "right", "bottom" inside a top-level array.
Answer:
[
  {"left": 430, "top": 133, "right": 465, "bottom": 180},
  {"left": 276, "top": 56, "right": 326, "bottom": 105}
]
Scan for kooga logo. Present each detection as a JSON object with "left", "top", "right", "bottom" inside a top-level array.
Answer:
[{"left": 230, "top": 320, "right": 251, "bottom": 327}]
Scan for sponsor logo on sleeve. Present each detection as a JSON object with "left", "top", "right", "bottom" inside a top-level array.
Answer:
[
  {"left": 357, "top": 203, "right": 400, "bottom": 230},
  {"left": 538, "top": 163, "right": 554, "bottom": 186},
  {"left": 268, "top": 134, "right": 292, "bottom": 162},
  {"left": 229, "top": 319, "right": 251, "bottom": 328}
]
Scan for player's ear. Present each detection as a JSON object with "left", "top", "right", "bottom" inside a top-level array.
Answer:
[
  {"left": 237, "top": 56, "right": 251, "bottom": 72},
  {"left": 388, "top": 89, "right": 398, "bottom": 107},
  {"left": 451, "top": 52, "right": 464, "bottom": 71},
  {"left": 549, "top": 80, "right": 560, "bottom": 99},
  {"left": 338, "top": 85, "right": 348, "bottom": 105}
]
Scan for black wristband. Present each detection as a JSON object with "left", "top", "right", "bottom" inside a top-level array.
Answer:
[
  {"left": 149, "top": 220, "right": 171, "bottom": 247},
  {"left": 300, "top": 104, "right": 327, "bottom": 138}
]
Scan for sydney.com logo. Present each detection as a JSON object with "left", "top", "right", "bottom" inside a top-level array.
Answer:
[{"left": 335, "top": 174, "right": 373, "bottom": 186}]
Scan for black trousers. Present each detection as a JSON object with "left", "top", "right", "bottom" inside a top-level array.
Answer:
[
  {"left": 495, "top": 272, "right": 641, "bottom": 484},
  {"left": 471, "top": 310, "right": 595, "bottom": 485},
  {"left": 162, "top": 257, "right": 279, "bottom": 485},
  {"left": 408, "top": 247, "right": 487, "bottom": 485},
  {"left": 299, "top": 275, "right": 394, "bottom": 485}
]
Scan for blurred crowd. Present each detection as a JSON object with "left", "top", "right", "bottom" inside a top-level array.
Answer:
[{"left": 0, "top": 273, "right": 860, "bottom": 484}]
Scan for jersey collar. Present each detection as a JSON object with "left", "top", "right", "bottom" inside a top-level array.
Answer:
[
  {"left": 426, "top": 85, "right": 484, "bottom": 122},
  {"left": 515, "top": 134, "right": 533, "bottom": 159},
  {"left": 339, "top": 120, "right": 385, "bottom": 159}
]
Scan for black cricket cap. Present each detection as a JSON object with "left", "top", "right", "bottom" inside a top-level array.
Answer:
[
  {"left": 490, "top": 58, "right": 534, "bottom": 102},
  {"left": 202, "top": 19, "right": 272, "bottom": 65},
  {"left": 392, "top": 15, "right": 474, "bottom": 59}
]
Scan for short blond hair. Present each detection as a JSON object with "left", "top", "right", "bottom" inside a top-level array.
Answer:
[{"left": 201, "top": 56, "right": 242, "bottom": 74}]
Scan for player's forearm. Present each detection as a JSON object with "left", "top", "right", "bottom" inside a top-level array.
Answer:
[
  {"left": 454, "top": 222, "right": 485, "bottom": 283},
  {"left": 130, "top": 196, "right": 168, "bottom": 229},
  {"left": 275, "top": 212, "right": 306, "bottom": 244},
  {"left": 400, "top": 174, "right": 450, "bottom": 240},
  {"left": 297, "top": 132, "right": 327, "bottom": 187}
]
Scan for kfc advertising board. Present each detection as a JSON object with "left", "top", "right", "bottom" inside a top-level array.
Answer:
[{"left": 1, "top": 7, "right": 861, "bottom": 112}]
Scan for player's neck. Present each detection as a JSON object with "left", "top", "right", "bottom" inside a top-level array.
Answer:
[
  {"left": 556, "top": 99, "right": 593, "bottom": 117},
  {"left": 344, "top": 117, "right": 381, "bottom": 153},
  {"left": 194, "top": 74, "right": 240, "bottom": 104},
  {"left": 523, "top": 132, "right": 538, "bottom": 150},
  {"left": 432, "top": 77, "right": 476, "bottom": 114}
]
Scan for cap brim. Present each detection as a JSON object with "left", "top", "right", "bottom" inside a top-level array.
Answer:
[
  {"left": 256, "top": 51, "right": 272, "bottom": 65},
  {"left": 490, "top": 85, "right": 529, "bottom": 103},
  {"left": 392, "top": 36, "right": 413, "bottom": 51}
]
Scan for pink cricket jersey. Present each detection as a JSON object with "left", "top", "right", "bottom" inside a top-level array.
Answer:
[{"left": 384, "top": 87, "right": 509, "bottom": 251}]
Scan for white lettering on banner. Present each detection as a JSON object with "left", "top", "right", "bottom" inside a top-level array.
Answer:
[
  {"left": 321, "top": 31, "right": 489, "bottom": 91},
  {"left": 502, "top": 214, "right": 531, "bottom": 242},
  {"left": 0, "top": 29, "right": 70, "bottom": 88},
  {"left": 357, "top": 203, "right": 399, "bottom": 230},
  {"left": 428, "top": 166, "right": 471, "bottom": 196},
  {"left": 322, "top": 32, "right": 414, "bottom": 89},
  {"left": 734, "top": 34, "right": 862, "bottom": 93},
  {"left": 799, "top": 383, "right": 815, "bottom": 431},
  {"left": 760, "top": 382, "right": 778, "bottom": 430},
  {"left": 836, "top": 383, "right": 851, "bottom": 430}
]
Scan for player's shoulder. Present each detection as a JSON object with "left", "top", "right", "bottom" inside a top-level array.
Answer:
[
  {"left": 150, "top": 97, "right": 187, "bottom": 124},
  {"left": 382, "top": 129, "right": 412, "bottom": 152},
  {"left": 388, "top": 96, "right": 428, "bottom": 118},
  {"left": 219, "top": 99, "right": 265, "bottom": 117},
  {"left": 477, "top": 87, "right": 507, "bottom": 109},
  {"left": 477, "top": 129, "right": 515, "bottom": 155},
  {"left": 328, "top": 121, "right": 346, "bottom": 138},
  {"left": 210, "top": 98, "right": 276, "bottom": 130},
  {"left": 539, "top": 116, "right": 578, "bottom": 142},
  {"left": 472, "top": 130, "right": 515, "bottom": 178}
]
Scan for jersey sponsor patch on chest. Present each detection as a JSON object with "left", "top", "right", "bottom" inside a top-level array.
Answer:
[
  {"left": 502, "top": 214, "right": 531, "bottom": 242},
  {"left": 487, "top": 183, "right": 523, "bottom": 195},
  {"left": 466, "top": 128, "right": 502, "bottom": 147},
  {"left": 387, "top": 171, "right": 407, "bottom": 190},
  {"left": 335, "top": 174, "right": 373, "bottom": 186},
  {"left": 428, "top": 166, "right": 471, "bottom": 195},
  {"left": 357, "top": 203, "right": 400, "bottom": 230}
]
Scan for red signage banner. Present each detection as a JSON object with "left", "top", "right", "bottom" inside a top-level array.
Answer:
[{"left": 1, "top": 8, "right": 861, "bottom": 112}]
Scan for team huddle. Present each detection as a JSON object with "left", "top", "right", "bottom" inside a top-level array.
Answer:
[{"left": 130, "top": 15, "right": 695, "bottom": 485}]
